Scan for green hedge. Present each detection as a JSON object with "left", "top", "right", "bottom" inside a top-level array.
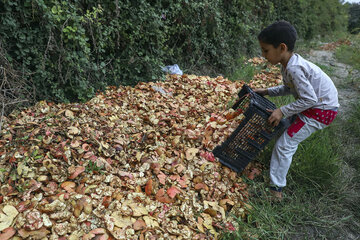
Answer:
[
  {"left": 0, "top": 0, "right": 347, "bottom": 103},
  {"left": 347, "top": 3, "right": 360, "bottom": 34}
]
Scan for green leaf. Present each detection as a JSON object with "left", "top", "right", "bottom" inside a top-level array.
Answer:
[{"left": 51, "top": 6, "right": 57, "bottom": 14}]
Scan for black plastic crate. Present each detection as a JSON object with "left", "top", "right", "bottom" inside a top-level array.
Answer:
[
  {"left": 232, "top": 84, "right": 277, "bottom": 114},
  {"left": 213, "top": 85, "right": 287, "bottom": 173}
]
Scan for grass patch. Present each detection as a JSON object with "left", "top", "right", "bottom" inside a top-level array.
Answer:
[
  {"left": 335, "top": 34, "right": 360, "bottom": 91},
  {"left": 296, "top": 31, "right": 348, "bottom": 55},
  {"left": 333, "top": 100, "right": 360, "bottom": 171},
  {"left": 296, "top": 39, "right": 322, "bottom": 55},
  {"left": 288, "top": 128, "right": 340, "bottom": 189},
  {"left": 228, "top": 56, "right": 263, "bottom": 83},
  {"left": 316, "top": 63, "right": 335, "bottom": 76},
  {"left": 335, "top": 34, "right": 360, "bottom": 71}
]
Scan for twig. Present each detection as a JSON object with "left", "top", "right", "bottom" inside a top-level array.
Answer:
[
  {"left": 0, "top": 101, "right": 5, "bottom": 132},
  {"left": 42, "top": 30, "right": 53, "bottom": 70}
]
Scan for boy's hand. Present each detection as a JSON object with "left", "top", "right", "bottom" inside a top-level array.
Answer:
[
  {"left": 268, "top": 108, "right": 283, "bottom": 126},
  {"left": 253, "top": 88, "right": 268, "bottom": 96}
]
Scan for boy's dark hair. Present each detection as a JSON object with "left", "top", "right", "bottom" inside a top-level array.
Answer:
[{"left": 258, "top": 20, "right": 297, "bottom": 51}]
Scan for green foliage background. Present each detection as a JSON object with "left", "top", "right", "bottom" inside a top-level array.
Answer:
[
  {"left": 0, "top": 0, "right": 348, "bottom": 103},
  {"left": 347, "top": 3, "right": 360, "bottom": 34}
]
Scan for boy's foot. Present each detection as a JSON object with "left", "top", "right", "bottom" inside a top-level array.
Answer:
[
  {"left": 269, "top": 189, "right": 283, "bottom": 202},
  {"left": 268, "top": 186, "right": 283, "bottom": 202}
]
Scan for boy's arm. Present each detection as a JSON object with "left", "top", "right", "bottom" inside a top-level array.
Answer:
[
  {"left": 279, "top": 67, "right": 317, "bottom": 118},
  {"left": 253, "top": 85, "right": 290, "bottom": 96},
  {"left": 267, "top": 85, "right": 291, "bottom": 96}
]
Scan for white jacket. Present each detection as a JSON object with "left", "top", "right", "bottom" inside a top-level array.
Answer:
[{"left": 268, "top": 54, "right": 339, "bottom": 118}]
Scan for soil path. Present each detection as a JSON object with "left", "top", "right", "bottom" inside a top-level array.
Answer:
[{"left": 306, "top": 50, "right": 360, "bottom": 118}]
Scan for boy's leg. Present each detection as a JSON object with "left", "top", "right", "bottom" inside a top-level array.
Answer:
[{"left": 270, "top": 114, "right": 327, "bottom": 188}]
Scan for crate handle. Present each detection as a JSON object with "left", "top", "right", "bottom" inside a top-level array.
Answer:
[{"left": 237, "top": 84, "right": 251, "bottom": 98}]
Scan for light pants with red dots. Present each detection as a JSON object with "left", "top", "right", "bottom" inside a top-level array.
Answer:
[{"left": 269, "top": 114, "right": 327, "bottom": 188}]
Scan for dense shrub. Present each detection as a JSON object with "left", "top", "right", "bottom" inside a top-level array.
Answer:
[
  {"left": 272, "top": 0, "right": 348, "bottom": 39},
  {"left": 0, "top": 0, "right": 348, "bottom": 104},
  {"left": 348, "top": 3, "right": 360, "bottom": 34}
]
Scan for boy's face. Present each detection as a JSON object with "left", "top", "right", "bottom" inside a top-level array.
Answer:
[{"left": 259, "top": 41, "right": 283, "bottom": 65}]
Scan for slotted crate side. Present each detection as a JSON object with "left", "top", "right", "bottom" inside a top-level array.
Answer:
[
  {"left": 213, "top": 84, "right": 288, "bottom": 172},
  {"left": 213, "top": 102, "right": 285, "bottom": 172},
  {"left": 212, "top": 119, "right": 254, "bottom": 172},
  {"left": 231, "top": 93, "right": 251, "bottom": 113}
]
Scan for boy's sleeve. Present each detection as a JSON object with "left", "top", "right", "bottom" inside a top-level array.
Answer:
[
  {"left": 279, "top": 67, "right": 318, "bottom": 118},
  {"left": 267, "top": 85, "right": 291, "bottom": 96}
]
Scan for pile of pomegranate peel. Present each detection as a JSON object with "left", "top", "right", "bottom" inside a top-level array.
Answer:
[{"left": 0, "top": 58, "right": 281, "bottom": 239}]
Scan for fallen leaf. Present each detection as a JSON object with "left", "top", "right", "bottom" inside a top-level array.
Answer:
[
  {"left": 18, "top": 227, "right": 50, "bottom": 239},
  {"left": 194, "top": 183, "right": 209, "bottom": 191},
  {"left": 201, "top": 213, "right": 218, "bottom": 238},
  {"left": 157, "top": 171, "right": 167, "bottom": 185},
  {"left": 111, "top": 212, "right": 135, "bottom": 228},
  {"left": 102, "top": 196, "right": 112, "bottom": 208},
  {"left": 204, "top": 201, "right": 226, "bottom": 219},
  {"left": 176, "top": 164, "right": 185, "bottom": 173},
  {"left": 196, "top": 217, "right": 205, "bottom": 233},
  {"left": 143, "top": 216, "right": 159, "bottom": 228},
  {"left": 60, "top": 181, "right": 76, "bottom": 192},
  {"left": 219, "top": 199, "right": 235, "bottom": 211},
  {"left": 73, "top": 199, "right": 83, "bottom": 218},
  {"left": 133, "top": 219, "right": 146, "bottom": 231},
  {"left": 42, "top": 135, "right": 52, "bottom": 145},
  {"left": 204, "top": 208, "right": 217, "bottom": 217},
  {"left": 17, "top": 162, "right": 32, "bottom": 176},
  {"left": 178, "top": 176, "right": 188, "bottom": 188},
  {"left": 185, "top": 148, "right": 199, "bottom": 160},
  {"left": 155, "top": 188, "right": 174, "bottom": 203},
  {"left": 145, "top": 179, "right": 153, "bottom": 196},
  {"left": 167, "top": 186, "right": 181, "bottom": 199},
  {"left": 0, "top": 205, "right": 19, "bottom": 231},
  {"left": 129, "top": 203, "right": 148, "bottom": 216},
  {"left": 68, "top": 166, "right": 85, "bottom": 179},
  {"left": 82, "top": 228, "right": 109, "bottom": 240},
  {"left": 247, "top": 168, "right": 261, "bottom": 180},
  {"left": 0, "top": 227, "right": 16, "bottom": 240},
  {"left": 225, "top": 221, "right": 236, "bottom": 232},
  {"left": 65, "top": 109, "right": 74, "bottom": 118},
  {"left": 170, "top": 174, "right": 180, "bottom": 181},
  {"left": 83, "top": 199, "right": 93, "bottom": 214},
  {"left": 200, "top": 151, "right": 216, "bottom": 162},
  {"left": 70, "top": 140, "right": 81, "bottom": 148},
  {"left": 117, "top": 171, "right": 134, "bottom": 179},
  {"left": 39, "top": 199, "right": 66, "bottom": 213},
  {"left": 68, "top": 126, "right": 80, "bottom": 135},
  {"left": 82, "top": 143, "right": 91, "bottom": 151}
]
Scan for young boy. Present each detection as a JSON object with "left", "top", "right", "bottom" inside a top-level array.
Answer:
[{"left": 254, "top": 21, "right": 339, "bottom": 201}]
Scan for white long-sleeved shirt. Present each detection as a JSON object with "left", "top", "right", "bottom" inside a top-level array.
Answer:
[{"left": 267, "top": 53, "right": 339, "bottom": 118}]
